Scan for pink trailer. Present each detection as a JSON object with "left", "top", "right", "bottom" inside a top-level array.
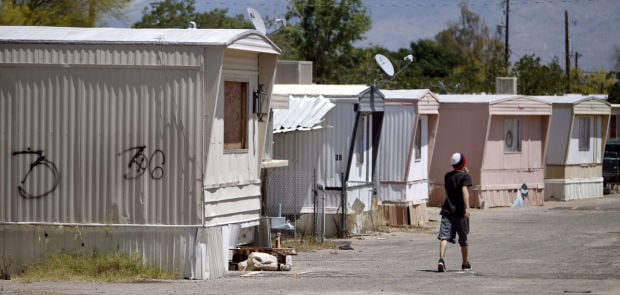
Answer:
[{"left": 429, "top": 95, "right": 552, "bottom": 208}]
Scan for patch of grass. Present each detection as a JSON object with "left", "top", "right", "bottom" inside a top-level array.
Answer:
[
  {"left": 16, "top": 250, "right": 175, "bottom": 283},
  {"left": 374, "top": 221, "right": 437, "bottom": 233},
  {"left": 280, "top": 236, "right": 338, "bottom": 252}
]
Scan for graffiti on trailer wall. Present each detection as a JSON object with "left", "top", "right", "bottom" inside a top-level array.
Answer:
[
  {"left": 10, "top": 145, "right": 166, "bottom": 200},
  {"left": 11, "top": 148, "right": 59, "bottom": 199},
  {"left": 118, "top": 145, "right": 166, "bottom": 180}
]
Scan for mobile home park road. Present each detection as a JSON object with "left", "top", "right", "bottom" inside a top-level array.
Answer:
[{"left": 2, "top": 195, "right": 620, "bottom": 295}]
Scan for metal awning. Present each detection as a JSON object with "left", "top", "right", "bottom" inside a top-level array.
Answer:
[{"left": 272, "top": 95, "right": 336, "bottom": 133}]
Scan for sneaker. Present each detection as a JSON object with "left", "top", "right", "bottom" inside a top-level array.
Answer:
[
  {"left": 438, "top": 259, "right": 447, "bottom": 272},
  {"left": 462, "top": 262, "right": 472, "bottom": 271}
]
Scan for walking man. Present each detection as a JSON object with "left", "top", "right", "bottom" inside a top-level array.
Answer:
[{"left": 437, "top": 152, "right": 472, "bottom": 272}]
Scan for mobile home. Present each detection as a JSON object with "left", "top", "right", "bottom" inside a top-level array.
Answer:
[
  {"left": 538, "top": 96, "right": 610, "bottom": 201},
  {"left": 268, "top": 84, "right": 383, "bottom": 238},
  {"left": 376, "top": 89, "right": 440, "bottom": 225},
  {"left": 429, "top": 94, "right": 552, "bottom": 208},
  {"left": 0, "top": 26, "right": 280, "bottom": 279}
]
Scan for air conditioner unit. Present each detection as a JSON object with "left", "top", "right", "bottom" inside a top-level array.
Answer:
[
  {"left": 275, "top": 60, "right": 313, "bottom": 84},
  {"left": 496, "top": 77, "right": 517, "bottom": 94}
]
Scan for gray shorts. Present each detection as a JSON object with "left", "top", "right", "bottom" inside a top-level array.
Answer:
[{"left": 437, "top": 215, "right": 469, "bottom": 246}]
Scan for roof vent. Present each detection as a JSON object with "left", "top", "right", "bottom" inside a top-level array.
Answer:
[{"left": 187, "top": 21, "right": 197, "bottom": 29}]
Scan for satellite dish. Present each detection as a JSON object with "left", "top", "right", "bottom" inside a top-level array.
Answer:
[
  {"left": 374, "top": 54, "right": 395, "bottom": 77},
  {"left": 247, "top": 7, "right": 266, "bottom": 34}
]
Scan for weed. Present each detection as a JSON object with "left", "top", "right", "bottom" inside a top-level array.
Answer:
[
  {"left": 280, "top": 235, "right": 338, "bottom": 252},
  {"left": 15, "top": 250, "right": 175, "bottom": 283},
  {"left": 1, "top": 254, "right": 12, "bottom": 280}
]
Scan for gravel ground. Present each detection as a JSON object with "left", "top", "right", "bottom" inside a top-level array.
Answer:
[{"left": 2, "top": 195, "right": 620, "bottom": 295}]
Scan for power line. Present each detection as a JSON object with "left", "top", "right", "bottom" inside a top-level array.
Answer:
[{"left": 200, "top": 0, "right": 611, "bottom": 9}]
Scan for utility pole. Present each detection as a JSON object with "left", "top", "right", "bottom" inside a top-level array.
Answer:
[
  {"left": 575, "top": 51, "right": 582, "bottom": 70},
  {"left": 565, "top": 10, "right": 571, "bottom": 93},
  {"left": 504, "top": 0, "right": 510, "bottom": 70}
]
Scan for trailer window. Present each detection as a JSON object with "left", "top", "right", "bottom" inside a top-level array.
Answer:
[
  {"left": 578, "top": 116, "right": 591, "bottom": 151},
  {"left": 224, "top": 81, "right": 247, "bottom": 150},
  {"left": 504, "top": 118, "right": 522, "bottom": 153},
  {"left": 356, "top": 115, "right": 368, "bottom": 164},
  {"left": 414, "top": 118, "right": 422, "bottom": 161}
]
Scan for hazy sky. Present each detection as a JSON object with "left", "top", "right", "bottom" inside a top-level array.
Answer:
[{"left": 111, "top": 0, "right": 620, "bottom": 72}]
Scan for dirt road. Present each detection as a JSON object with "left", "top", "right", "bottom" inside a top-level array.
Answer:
[{"left": 2, "top": 195, "right": 620, "bottom": 294}]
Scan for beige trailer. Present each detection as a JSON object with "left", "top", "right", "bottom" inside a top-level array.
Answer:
[
  {"left": 0, "top": 26, "right": 280, "bottom": 279},
  {"left": 537, "top": 95, "right": 610, "bottom": 201}
]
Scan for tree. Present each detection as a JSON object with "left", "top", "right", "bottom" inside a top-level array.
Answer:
[
  {"left": 272, "top": 0, "right": 372, "bottom": 83},
  {"left": 511, "top": 55, "right": 565, "bottom": 95},
  {"left": 433, "top": 1, "right": 506, "bottom": 93},
  {"left": 409, "top": 39, "right": 463, "bottom": 78},
  {"left": 570, "top": 69, "right": 615, "bottom": 95},
  {"left": 608, "top": 71, "right": 620, "bottom": 103},
  {"left": 0, "top": 0, "right": 130, "bottom": 27},
  {"left": 376, "top": 39, "right": 466, "bottom": 92},
  {"left": 193, "top": 9, "right": 252, "bottom": 29},
  {"left": 133, "top": 0, "right": 195, "bottom": 28},
  {"left": 609, "top": 81, "right": 620, "bottom": 103},
  {"left": 133, "top": 0, "right": 251, "bottom": 29}
]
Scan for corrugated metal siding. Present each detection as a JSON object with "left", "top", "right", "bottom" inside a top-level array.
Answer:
[
  {"left": 203, "top": 49, "right": 262, "bottom": 227},
  {"left": 0, "top": 225, "right": 194, "bottom": 278},
  {"left": 378, "top": 105, "right": 414, "bottom": 182},
  {"left": 269, "top": 101, "right": 356, "bottom": 213},
  {"left": 574, "top": 99, "right": 610, "bottom": 115},
  {"left": 272, "top": 95, "right": 336, "bottom": 133},
  {"left": 432, "top": 185, "right": 543, "bottom": 208},
  {"left": 489, "top": 96, "right": 552, "bottom": 116},
  {"left": 358, "top": 87, "right": 383, "bottom": 112},
  {"left": 564, "top": 165, "right": 603, "bottom": 178},
  {"left": 378, "top": 182, "right": 429, "bottom": 203},
  {"left": 377, "top": 91, "right": 438, "bottom": 203},
  {"left": 418, "top": 93, "right": 440, "bottom": 114},
  {"left": 0, "top": 44, "right": 204, "bottom": 225},
  {"left": 545, "top": 178, "right": 603, "bottom": 201},
  {"left": 480, "top": 187, "right": 544, "bottom": 208},
  {"left": 229, "top": 34, "right": 281, "bottom": 54},
  {"left": 0, "top": 44, "right": 202, "bottom": 67},
  {"left": 0, "top": 224, "right": 230, "bottom": 280}
]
